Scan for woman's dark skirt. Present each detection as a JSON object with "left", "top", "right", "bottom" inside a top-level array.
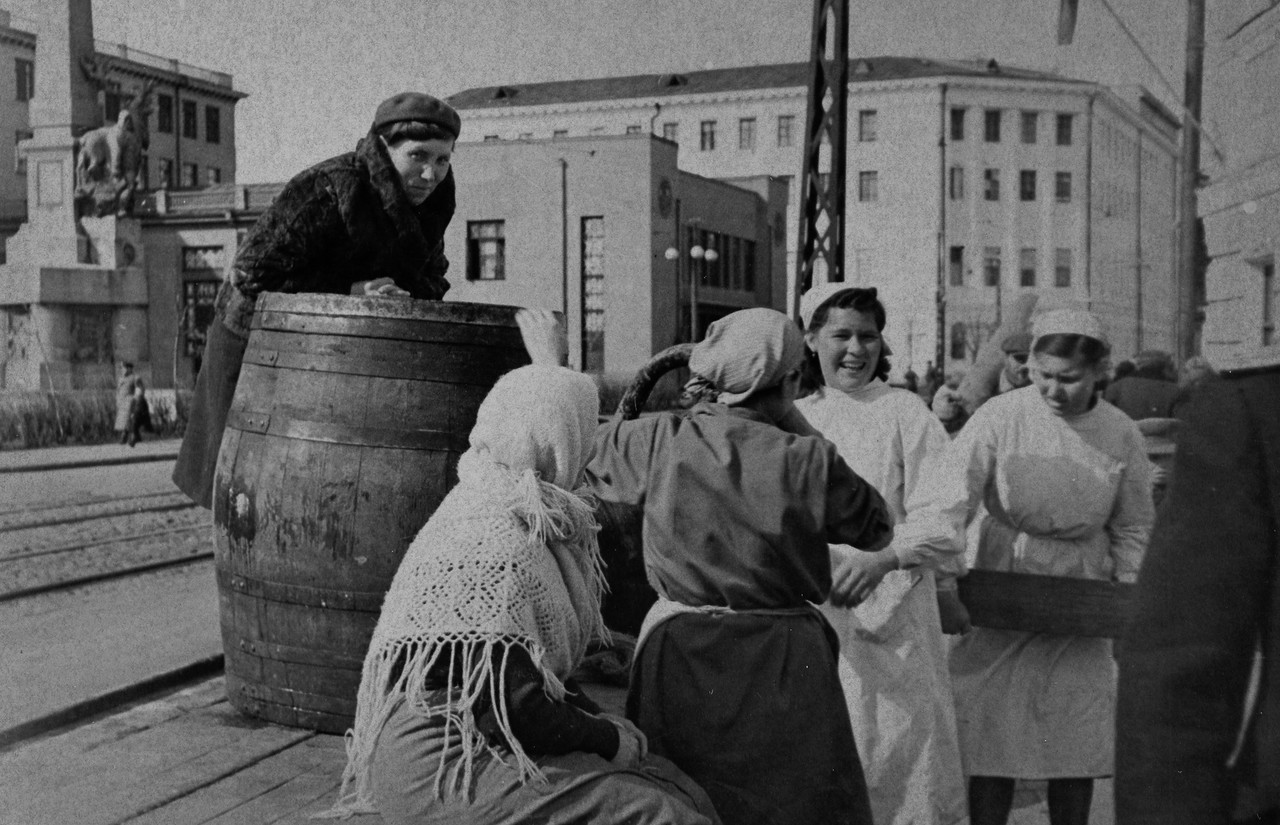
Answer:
[
  {"left": 627, "top": 610, "right": 873, "bottom": 825},
  {"left": 173, "top": 318, "right": 248, "bottom": 509}
]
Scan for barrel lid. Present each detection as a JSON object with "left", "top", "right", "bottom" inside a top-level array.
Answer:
[
  {"left": 1217, "top": 344, "right": 1280, "bottom": 377},
  {"left": 253, "top": 292, "right": 528, "bottom": 327}
]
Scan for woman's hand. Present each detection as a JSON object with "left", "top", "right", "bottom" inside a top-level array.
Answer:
[
  {"left": 603, "top": 714, "right": 647, "bottom": 767},
  {"left": 936, "top": 588, "right": 973, "bottom": 635},
  {"left": 351, "top": 277, "right": 410, "bottom": 298},
  {"left": 829, "top": 545, "right": 898, "bottom": 607},
  {"left": 516, "top": 308, "right": 568, "bottom": 367}
]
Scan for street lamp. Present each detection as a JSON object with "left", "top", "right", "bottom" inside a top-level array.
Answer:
[{"left": 665, "top": 243, "right": 719, "bottom": 342}]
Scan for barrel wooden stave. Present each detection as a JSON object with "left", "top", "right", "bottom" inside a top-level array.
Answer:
[{"left": 213, "top": 294, "right": 528, "bottom": 733}]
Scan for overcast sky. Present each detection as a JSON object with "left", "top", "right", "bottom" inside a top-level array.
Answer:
[{"left": 9, "top": 0, "right": 1192, "bottom": 182}]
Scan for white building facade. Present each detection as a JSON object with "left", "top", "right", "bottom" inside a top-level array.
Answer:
[{"left": 449, "top": 58, "right": 1180, "bottom": 375}]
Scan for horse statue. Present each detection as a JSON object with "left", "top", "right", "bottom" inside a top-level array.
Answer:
[{"left": 74, "top": 79, "right": 155, "bottom": 217}]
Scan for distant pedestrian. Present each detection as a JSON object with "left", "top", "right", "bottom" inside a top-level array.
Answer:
[
  {"left": 115, "top": 362, "right": 145, "bottom": 447},
  {"left": 1103, "top": 349, "right": 1178, "bottom": 420},
  {"left": 1170, "top": 355, "right": 1218, "bottom": 419}
]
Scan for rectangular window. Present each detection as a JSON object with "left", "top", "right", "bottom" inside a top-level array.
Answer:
[
  {"left": 1056, "top": 113, "right": 1074, "bottom": 146},
  {"left": 1262, "top": 262, "right": 1275, "bottom": 346},
  {"left": 14, "top": 129, "right": 31, "bottom": 174},
  {"left": 552, "top": 129, "right": 568, "bottom": 139},
  {"left": 950, "top": 323, "right": 968, "bottom": 360},
  {"left": 1021, "top": 111, "right": 1038, "bottom": 144},
  {"left": 984, "top": 109, "right": 1001, "bottom": 142},
  {"left": 182, "top": 162, "right": 199, "bottom": 188},
  {"left": 138, "top": 153, "right": 149, "bottom": 190},
  {"left": 984, "top": 246, "right": 1001, "bottom": 286},
  {"left": 158, "top": 157, "right": 174, "bottom": 188},
  {"left": 625, "top": 124, "right": 643, "bottom": 135},
  {"left": 739, "top": 117, "right": 756, "bottom": 150},
  {"left": 15, "top": 58, "right": 33, "bottom": 102},
  {"left": 181, "top": 279, "right": 221, "bottom": 358},
  {"left": 950, "top": 107, "right": 965, "bottom": 140},
  {"left": 743, "top": 239, "right": 757, "bottom": 292},
  {"left": 700, "top": 120, "right": 716, "bottom": 151},
  {"left": 157, "top": 95, "right": 174, "bottom": 133},
  {"left": 949, "top": 245, "right": 965, "bottom": 286},
  {"left": 581, "top": 216, "right": 605, "bottom": 371},
  {"left": 182, "top": 245, "right": 226, "bottom": 272},
  {"left": 517, "top": 132, "right": 533, "bottom": 140},
  {"left": 104, "top": 92, "right": 122, "bottom": 124},
  {"left": 181, "top": 99, "right": 197, "bottom": 139},
  {"left": 1020, "top": 170, "right": 1037, "bottom": 201},
  {"left": 69, "top": 307, "right": 115, "bottom": 366},
  {"left": 858, "top": 170, "right": 878, "bottom": 202},
  {"left": 949, "top": 166, "right": 964, "bottom": 200},
  {"left": 482, "top": 135, "right": 501, "bottom": 142},
  {"left": 777, "top": 115, "right": 795, "bottom": 147},
  {"left": 858, "top": 109, "right": 877, "bottom": 142},
  {"left": 467, "top": 221, "right": 506, "bottom": 280},
  {"left": 207, "top": 166, "right": 222, "bottom": 185},
  {"left": 1055, "top": 171, "right": 1072, "bottom": 203},
  {"left": 205, "top": 105, "right": 221, "bottom": 143},
  {"left": 1055, "top": 248, "right": 1072, "bottom": 287},
  {"left": 984, "top": 168, "right": 1000, "bottom": 201},
  {"left": 1019, "top": 248, "right": 1037, "bottom": 286},
  {"left": 662, "top": 122, "right": 678, "bottom": 142}
]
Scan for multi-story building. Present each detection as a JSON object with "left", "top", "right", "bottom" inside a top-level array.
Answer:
[
  {"left": 449, "top": 57, "right": 1181, "bottom": 375},
  {"left": 0, "top": 8, "right": 244, "bottom": 253},
  {"left": 1198, "top": 2, "right": 1280, "bottom": 367}
]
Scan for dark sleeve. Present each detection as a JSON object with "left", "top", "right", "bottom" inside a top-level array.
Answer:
[
  {"left": 821, "top": 444, "right": 894, "bottom": 551},
  {"left": 403, "top": 239, "right": 451, "bottom": 300},
  {"left": 479, "top": 646, "right": 620, "bottom": 760},
  {"left": 583, "top": 418, "right": 659, "bottom": 507},
  {"left": 1116, "top": 379, "right": 1275, "bottom": 825},
  {"left": 230, "top": 172, "right": 344, "bottom": 299}
]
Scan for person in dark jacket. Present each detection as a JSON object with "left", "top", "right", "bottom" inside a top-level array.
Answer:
[
  {"left": 173, "top": 92, "right": 460, "bottom": 507},
  {"left": 1102, "top": 349, "right": 1178, "bottom": 420},
  {"left": 1116, "top": 351, "right": 1280, "bottom": 825}
]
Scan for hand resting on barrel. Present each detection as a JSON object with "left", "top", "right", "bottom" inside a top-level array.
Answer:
[
  {"left": 351, "top": 277, "right": 411, "bottom": 298},
  {"left": 516, "top": 308, "right": 569, "bottom": 367}
]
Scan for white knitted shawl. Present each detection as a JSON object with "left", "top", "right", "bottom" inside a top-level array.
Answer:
[{"left": 325, "top": 366, "right": 609, "bottom": 817}]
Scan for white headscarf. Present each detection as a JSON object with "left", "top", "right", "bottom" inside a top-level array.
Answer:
[
  {"left": 688, "top": 307, "right": 805, "bottom": 405},
  {"left": 327, "top": 366, "right": 609, "bottom": 816}
]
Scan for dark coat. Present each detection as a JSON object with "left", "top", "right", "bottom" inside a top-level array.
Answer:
[
  {"left": 173, "top": 131, "right": 454, "bottom": 507},
  {"left": 1116, "top": 364, "right": 1280, "bottom": 824},
  {"left": 1103, "top": 373, "right": 1180, "bottom": 420}
]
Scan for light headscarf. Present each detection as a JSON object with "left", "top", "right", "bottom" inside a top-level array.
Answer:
[
  {"left": 327, "top": 365, "right": 609, "bottom": 816},
  {"left": 688, "top": 307, "right": 805, "bottom": 405}
]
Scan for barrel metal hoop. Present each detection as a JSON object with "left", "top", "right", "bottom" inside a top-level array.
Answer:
[
  {"left": 217, "top": 566, "right": 385, "bottom": 611},
  {"left": 226, "top": 672, "right": 355, "bottom": 716},
  {"left": 232, "top": 635, "right": 365, "bottom": 670},
  {"left": 255, "top": 310, "right": 524, "bottom": 347},
  {"left": 225, "top": 408, "right": 467, "bottom": 451},
  {"left": 242, "top": 345, "right": 519, "bottom": 385}
]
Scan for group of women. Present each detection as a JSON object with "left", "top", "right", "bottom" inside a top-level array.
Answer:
[{"left": 320, "top": 286, "right": 1153, "bottom": 825}]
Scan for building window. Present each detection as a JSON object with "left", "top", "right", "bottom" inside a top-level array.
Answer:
[
  {"left": 157, "top": 94, "right": 173, "bottom": 133},
  {"left": 700, "top": 120, "right": 716, "bottom": 151},
  {"left": 1262, "top": 262, "right": 1275, "bottom": 346},
  {"left": 1055, "top": 171, "right": 1073, "bottom": 203},
  {"left": 1056, "top": 113, "right": 1074, "bottom": 146},
  {"left": 552, "top": 129, "right": 568, "bottom": 139},
  {"left": 467, "top": 220, "right": 505, "bottom": 280},
  {"left": 181, "top": 99, "right": 197, "bottom": 139},
  {"left": 581, "top": 216, "right": 605, "bottom": 371},
  {"left": 69, "top": 307, "right": 115, "bottom": 367},
  {"left": 205, "top": 105, "right": 221, "bottom": 143},
  {"left": 662, "top": 122, "right": 678, "bottom": 142},
  {"left": 739, "top": 118, "right": 756, "bottom": 150},
  {"left": 15, "top": 58, "right": 33, "bottom": 102},
  {"left": 482, "top": 135, "right": 501, "bottom": 142},
  {"left": 744, "top": 239, "right": 758, "bottom": 292},
  {"left": 984, "top": 109, "right": 1001, "bottom": 142},
  {"left": 983, "top": 246, "right": 1001, "bottom": 286},
  {"left": 949, "top": 245, "right": 965, "bottom": 286},
  {"left": 984, "top": 168, "right": 1000, "bottom": 201},
  {"left": 777, "top": 115, "right": 795, "bottom": 147},
  {"left": 138, "top": 153, "right": 149, "bottom": 190},
  {"left": 950, "top": 107, "right": 965, "bottom": 140},
  {"left": 207, "top": 166, "right": 222, "bottom": 185},
  {"left": 625, "top": 124, "right": 643, "bottom": 135},
  {"left": 1020, "top": 170, "right": 1037, "bottom": 201},
  {"left": 182, "top": 245, "right": 226, "bottom": 272},
  {"left": 14, "top": 129, "right": 31, "bottom": 174},
  {"left": 589, "top": 126, "right": 605, "bottom": 135},
  {"left": 181, "top": 279, "right": 221, "bottom": 364},
  {"left": 1021, "top": 111, "right": 1038, "bottom": 144},
  {"left": 1020, "top": 248, "right": 1037, "bottom": 286},
  {"left": 104, "top": 91, "right": 122, "bottom": 124},
  {"left": 949, "top": 166, "right": 964, "bottom": 200},
  {"left": 950, "top": 323, "right": 967, "bottom": 360},
  {"left": 858, "top": 170, "right": 878, "bottom": 202},
  {"left": 1055, "top": 248, "right": 1072, "bottom": 287},
  {"left": 158, "top": 157, "right": 174, "bottom": 188},
  {"left": 517, "top": 132, "right": 533, "bottom": 140},
  {"left": 182, "top": 162, "right": 199, "bottom": 188},
  {"left": 858, "top": 109, "right": 877, "bottom": 142}
]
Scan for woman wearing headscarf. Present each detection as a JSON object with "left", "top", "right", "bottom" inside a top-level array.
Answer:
[
  {"left": 923, "top": 309, "right": 1154, "bottom": 825},
  {"left": 794, "top": 283, "right": 968, "bottom": 825},
  {"left": 583, "top": 307, "right": 895, "bottom": 825},
  {"left": 325, "top": 358, "right": 720, "bottom": 825}
]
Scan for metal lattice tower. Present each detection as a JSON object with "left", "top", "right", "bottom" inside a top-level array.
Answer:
[{"left": 793, "top": 0, "right": 850, "bottom": 317}]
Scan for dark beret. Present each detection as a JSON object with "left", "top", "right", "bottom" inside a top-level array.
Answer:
[
  {"left": 1001, "top": 332, "right": 1033, "bottom": 354},
  {"left": 372, "top": 92, "right": 461, "bottom": 139}
]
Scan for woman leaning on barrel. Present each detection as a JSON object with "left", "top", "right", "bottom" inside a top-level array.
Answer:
[
  {"left": 921, "top": 309, "right": 1155, "bottom": 825},
  {"left": 173, "top": 91, "right": 460, "bottom": 507}
]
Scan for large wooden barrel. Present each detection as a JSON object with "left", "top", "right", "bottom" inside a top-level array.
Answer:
[{"left": 212, "top": 293, "right": 529, "bottom": 733}]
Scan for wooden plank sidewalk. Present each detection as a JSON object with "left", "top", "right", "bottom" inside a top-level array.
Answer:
[{"left": 2, "top": 674, "right": 628, "bottom": 825}]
